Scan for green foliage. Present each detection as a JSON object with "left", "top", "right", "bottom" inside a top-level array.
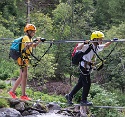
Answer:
[
  {"left": 111, "top": 89, "right": 125, "bottom": 107},
  {"left": 0, "top": 98, "right": 9, "bottom": 108},
  {"left": 0, "top": 1, "right": 125, "bottom": 116},
  {"left": 0, "top": 0, "right": 25, "bottom": 36},
  {"left": 0, "top": 60, "right": 11, "bottom": 80},
  {"left": 52, "top": 3, "right": 72, "bottom": 39},
  {"left": 108, "top": 0, "right": 125, "bottom": 24},
  {"left": 90, "top": 84, "right": 124, "bottom": 117},
  {"left": 73, "top": 83, "right": 122, "bottom": 117},
  {"left": 14, "top": 87, "right": 66, "bottom": 105},
  {"left": 0, "top": 24, "right": 14, "bottom": 38},
  {"left": 92, "top": 0, "right": 112, "bottom": 30},
  {"left": 0, "top": 80, "right": 6, "bottom": 89},
  {"left": 0, "top": 58, "right": 19, "bottom": 80},
  {"left": 30, "top": 13, "right": 53, "bottom": 39},
  {"left": 105, "top": 22, "right": 125, "bottom": 39},
  {"left": 28, "top": 44, "right": 56, "bottom": 80}
]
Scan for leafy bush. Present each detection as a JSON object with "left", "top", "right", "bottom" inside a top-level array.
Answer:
[
  {"left": 0, "top": 80, "right": 6, "bottom": 89},
  {"left": 16, "top": 87, "right": 66, "bottom": 103},
  {"left": 73, "top": 83, "right": 123, "bottom": 117},
  {"left": 0, "top": 98, "right": 9, "bottom": 108},
  {"left": 90, "top": 84, "right": 123, "bottom": 117}
]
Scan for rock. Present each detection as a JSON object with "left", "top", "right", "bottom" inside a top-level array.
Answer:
[
  {"left": 80, "top": 106, "right": 89, "bottom": 117},
  {"left": 29, "top": 110, "right": 40, "bottom": 115},
  {"left": 23, "top": 115, "right": 39, "bottom": 117},
  {"left": 0, "top": 108, "right": 22, "bottom": 117},
  {"left": 15, "top": 102, "right": 25, "bottom": 111},
  {"left": 21, "top": 110, "right": 30, "bottom": 116},
  {"left": 8, "top": 98, "right": 20, "bottom": 106},
  {"left": 33, "top": 103, "right": 47, "bottom": 112},
  {"left": 46, "top": 102, "right": 61, "bottom": 112}
]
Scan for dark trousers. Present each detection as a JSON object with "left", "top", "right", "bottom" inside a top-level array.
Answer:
[{"left": 69, "top": 66, "right": 91, "bottom": 101}]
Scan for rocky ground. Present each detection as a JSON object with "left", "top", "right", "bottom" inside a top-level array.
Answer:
[
  {"left": 3, "top": 78, "right": 92, "bottom": 117},
  {"left": 0, "top": 98, "right": 85, "bottom": 117}
]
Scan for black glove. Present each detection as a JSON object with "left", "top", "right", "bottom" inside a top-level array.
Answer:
[
  {"left": 40, "top": 38, "right": 46, "bottom": 42},
  {"left": 33, "top": 39, "right": 38, "bottom": 42},
  {"left": 84, "top": 40, "right": 90, "bottom": 44},
  {"left": 113, "top": 38, "right": 118, "bottom": 41}
]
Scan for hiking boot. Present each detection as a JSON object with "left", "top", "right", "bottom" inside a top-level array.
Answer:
[
  {"left": 80, "top": 100, "right": 93, "bottom": 106},
  {"left": 8, "top": 91, "right": 18, "bottom": 99},
  {"left": 20, "top": 95, "right": 32, "bottom": 101},
  {"left": 65, "top": 94, "right": 73, "bottom": 105}
]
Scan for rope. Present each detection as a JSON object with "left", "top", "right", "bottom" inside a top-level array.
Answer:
[
  {"left": 93, "top": 106, "right": 125, "bottom": 109},
  {"left": 0, "top": 96, "right": 125, "bottom": 109},
  {"left": 0, "top": 96, "right": 47, "bottom": 103},
  {"left": 1, "top": 39, "right": 125, "bottom": 43}
]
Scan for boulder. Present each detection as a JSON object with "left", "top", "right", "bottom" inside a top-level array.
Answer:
[{"left": 0, "top": 108, "right": 22, "bottom": 117}]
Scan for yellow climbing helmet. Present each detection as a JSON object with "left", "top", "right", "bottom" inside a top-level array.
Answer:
[
  {"left": 91, "top": 31, "right": 104, "bottom": 40},
  {"left": 24, "top": 24, "right": 36, "bottom": 32}
]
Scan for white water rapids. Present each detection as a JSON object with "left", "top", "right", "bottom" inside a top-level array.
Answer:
[{"left": 37, "top": 113, "right": 70, "bottom": 117}]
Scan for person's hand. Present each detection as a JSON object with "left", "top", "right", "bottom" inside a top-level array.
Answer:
[
  {"left": 34, "top": 37, "right": 46, "bottom": 42},
  {"left": 113, "top": 38, "right": 118, "bottom": 41},
  {"left": 40, "top": 38, "right": 46, "bottom": 42},
  {"left": 84, "top": 40, "right": 90, "bottom": 44},
  {"left": 112, "top": 38, "right": 118, "bottom": 41},
  {"left": 36, "top": 37, "right": 42, "bottom": 42},
  {"left": 33, "top": 37, "right": 41, "bottom": 42}
]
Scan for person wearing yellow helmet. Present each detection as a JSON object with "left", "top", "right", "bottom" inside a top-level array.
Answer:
[
  {"left": 90, "top": 31, "right": 105, "bottom": 45},
  {"left": 91, "top": 31, "right": 104, "bottom": 40},
  {"left": 8, "top": 24, "right": 44, "bottom": 101},
  {"left": 65, "top": 31, "right": 112, "bottom": 106}
]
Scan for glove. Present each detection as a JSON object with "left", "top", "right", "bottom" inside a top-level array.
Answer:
[
  {"left": 40, "top": 38, "right": 46, "bottom": 42},
  {"left": 84, "top": 40, "right": 90, "bottom": 44},
  {"left": 113, "top": 38, "right": 118, "bottom": 41}
]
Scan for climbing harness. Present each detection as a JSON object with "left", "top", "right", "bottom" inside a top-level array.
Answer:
[
  {"left": 30, "top": 42, "right": 53, "bottom": 68},
  {"left": 95, "top": 42, "right": 118, "bottom": 71}
]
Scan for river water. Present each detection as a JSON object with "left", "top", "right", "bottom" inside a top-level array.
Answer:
[{"left": 37, "top": 113, "right": 70, "bottom": 117}]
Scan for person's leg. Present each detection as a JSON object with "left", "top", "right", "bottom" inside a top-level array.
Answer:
[
  {"left": 8, "top": 69, "right": 23, "bottom": 98},
  {"left": 81, "top": 74, "right": 91, "bottom": 101},
  {"left": 79, "top": 66, "right": 92, "bottom": 105},
  {"left": 10, "top": 69, "right": 22, "bottom": 92},
  {"left": 65, "top": 74, "right": 83, "bottom": 104},
  {"left": 69, "top": 74, "right": 83, "bottom": 98},
  {"left": 21, "top": 66, "right": 28, "bottom": 96},
  {"left": 80, "top": 74, "right": 92, "bottom": 105},
  {"left": 20, "top": 65, "right": 32, "bottom": 100}
]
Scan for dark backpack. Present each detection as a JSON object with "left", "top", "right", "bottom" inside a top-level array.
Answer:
[
  {"left": 9, "top": 37, "right": 23, "bottom": 60},
  {"left": 72, "top": 44, "right": 93, "bottom": 65}
]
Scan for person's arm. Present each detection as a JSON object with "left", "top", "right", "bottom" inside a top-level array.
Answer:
[
  {"left": 25, "top": 37, "right": 45, "bottom": 48},
  {"left": 76, "top": 40, "right": 90, "bottom": 50},
  {"left": 32, "top": 37, "right": 41, "bottom": 48},
  {"left": 104, "top": 42, "right": 112, "bottom": 48},
  {"left": 104, "top": 38, "right": 118, "bottom": 48},
  {"left": 76, "top": 43, "right": 84, "bottom": 50}
]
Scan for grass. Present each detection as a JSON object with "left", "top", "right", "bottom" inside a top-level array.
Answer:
[{"left": 0, "top": 85, "right": 67, "bottom": 108}]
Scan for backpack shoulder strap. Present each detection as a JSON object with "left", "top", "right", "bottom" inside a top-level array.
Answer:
[
  {"left": 83, "top": 43, "right": 93, "bottom": 55},
  {"left": 19, "top": 37, "right": 23, "bottom": 52},
  {"left": 91, "top": 45, "right": 103, "bottom": 62}
]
